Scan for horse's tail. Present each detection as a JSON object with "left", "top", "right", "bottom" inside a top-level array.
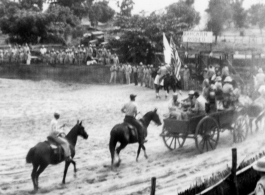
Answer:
[
  {"left": 109, "top": 129, "right": 118, "bottom": 163},
  {"left": 26, "top": 147, "right": 36, "bottom": 164}
]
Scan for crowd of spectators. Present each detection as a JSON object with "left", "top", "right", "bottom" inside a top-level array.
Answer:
[
  {"left": 0, "top": 44, "right": 119, "bottom": 66},
  {"left": 109, "top": 62, "right": 158, "bottom": 89}
]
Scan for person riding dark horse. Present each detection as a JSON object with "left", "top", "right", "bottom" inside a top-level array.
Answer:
[
  {"left": 48, "top": 112, "right": 71, "bottom": 161},
  {"left": 121, "top": 94, "right": 145, "bottom": 143},
  {"left": 26, "top": 120, "right": 88, "bottom": 191},
  {"left": 110, "top": 108, "right": 162, "bottom": 170}
]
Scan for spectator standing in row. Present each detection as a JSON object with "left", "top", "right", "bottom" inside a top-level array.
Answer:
[
  {"left": 125, "top": 63, "right": 132, "bottom": 84},
  {"left": 109, "top": 64, "right": 117, "bottom": 84},
  {"left": 183, "top": 65, "right": 190, "bottom": 90},
  {"left": 133, "top": 65, "right": 138, "bottom": 86},
  {"left": 137, "top": 62, "right": 144, "bottom": 86}
]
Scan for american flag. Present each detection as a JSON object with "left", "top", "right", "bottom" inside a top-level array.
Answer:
[{"left": 170, "top": 37, "right": 181, "bottom": 80}]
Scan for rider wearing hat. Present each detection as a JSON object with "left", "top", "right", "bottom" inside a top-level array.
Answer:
[
  {"left": 121, "top": 95, "right": 145, "bottom": 144},
  {"left": 253, "top": 157, "right": 265, "bottom": 195},
  {"left": 48, "top": 113, "right": 71, "bottom": 161}
]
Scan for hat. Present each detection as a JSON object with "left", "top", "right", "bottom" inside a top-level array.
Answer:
[
  {"left": 215, "top": 76, "right": 222, "bottom": 82},
  {"left": 253, "top": 157, "right": 265, "bottom": 172},
  {"left": 130, "top": 94, "right": 137, "bottom": 99},
  {"left": 140, "top": 62, "right": 143, "bottom": 65},
  {"left": 54, "top": 112, "right": 60, "bottom": 117},
  {"left": 258, "top": 85, "right": 265, "bottom": 95},
  {"left": 188, "top": 90, "right": 195, "bottom": 95},
  {"left": 224, "top": 76, "right": 232, "bottom": 82},
  {"left": 258, "top": 68, "right": 263, "bottom": 73},
  {"left": 173, "top": 93, "right": 178, "bottom": 97},
  {"left": 184, "top": 65, "right": 188, "bottom": 68}
]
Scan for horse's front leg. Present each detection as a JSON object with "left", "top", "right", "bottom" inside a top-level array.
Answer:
[{"left": 62, "top": 161, "right": 71, "bottom": 184}]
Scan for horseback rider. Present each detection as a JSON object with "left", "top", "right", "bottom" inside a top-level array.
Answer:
[
  {"left": 121, "top": 94, "right": 146, "bottom": 144},
  {"left": 47, "top": 113, "right": 71, "bottom": 161},
  {"left": 154, "top": 63, "right": 171, "bottom": 98}
]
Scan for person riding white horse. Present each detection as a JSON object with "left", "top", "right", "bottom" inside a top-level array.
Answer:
[{"left": 154, "top": 63, "right": 172, "bottom": 98}]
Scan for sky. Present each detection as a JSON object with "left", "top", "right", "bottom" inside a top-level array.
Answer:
[
  {"left": 43, "top": 0, "right": 262, "bottom": 29},
  {"left": 107, "top": 0, "right": 262, "bottom": 29}
]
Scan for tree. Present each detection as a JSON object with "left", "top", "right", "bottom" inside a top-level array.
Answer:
[
  {"left": 112, "top": 1, "right": 200, "bottom": 63},
  {"left": 248, "top": 3, "right": 265, "bottom": 34},
  {"left": 19, "top": 0, "right": 45, "bottom": 11},
  {"left": 231, "top": 0, "right": 246, "bottom": 29},
  {"left": 119, "top": 0, "right": 134, "bottom": 17},
  {"left": 206, "top": 0, "right": 232, "bottom": 43},
  {"left": 88, "top": 0, "right": 115, "bottom": 26}
]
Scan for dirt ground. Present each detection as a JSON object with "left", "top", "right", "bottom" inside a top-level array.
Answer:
[{"left": 0, "top": 78, "right": 265, "bottom": 195}]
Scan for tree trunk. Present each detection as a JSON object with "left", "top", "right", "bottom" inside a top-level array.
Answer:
[{"left": 215, "top": 35, "right": 218, "bottom": 44}]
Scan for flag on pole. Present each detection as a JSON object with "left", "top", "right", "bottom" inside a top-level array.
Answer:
[
  {"left": 163, "top": 33, "right": 171, "bottom": 65},
  {"left": 170, "top": 36, "right": 182, "bottom": 80}
]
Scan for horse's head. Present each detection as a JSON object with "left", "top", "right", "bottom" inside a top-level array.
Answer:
[
  {"left": 148, "top": 108, "right": 162, "bottom": 126},
  {"left": 76, "top": 120, "right": 89, "bottom": 139}
]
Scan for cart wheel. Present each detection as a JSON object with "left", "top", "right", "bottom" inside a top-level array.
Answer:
[
  {"left": 162, "top": 126, "right": 186, "bottom": 150},
  {"left": 195, "top": 116, "right": 220, "bottom": 154},
  {"left": 233, "top": 115, "right": 249, "bottom": 143}
]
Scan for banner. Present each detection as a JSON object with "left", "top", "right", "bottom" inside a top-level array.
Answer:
[{"left": 183, "top": 31, "right": 213, "bottom": 43}]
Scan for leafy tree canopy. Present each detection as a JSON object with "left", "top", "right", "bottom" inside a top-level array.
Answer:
[
  {"left": 248, "top": 3, "right": 265, "bottom": 34},
  {"left": 111, "top": 1, "right": 200, "bottom": 63},
  {"left": 206, "top": 0, "right": 232, "bottom": 42},
  {"left": 231, "top": 0, "right": 246, "bottom": 29}
]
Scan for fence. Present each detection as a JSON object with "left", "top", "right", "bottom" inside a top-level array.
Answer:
[{"left": 0, "top": 64, "right": 111, "bottom": 84}]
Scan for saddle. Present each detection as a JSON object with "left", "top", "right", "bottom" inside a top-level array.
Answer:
[
  {"left": 45, "top": 141, "right": 64, "bottom": 164},
  {"left": 124, "top": 123, "right": 139, "bottom": 143}
]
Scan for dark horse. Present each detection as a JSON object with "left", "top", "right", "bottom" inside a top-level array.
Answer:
[
  {"left": 156, "top": 74, "right": 181, "bottom": 98},
  {"left": 109, "top": 109, "right": 162, "bottom": 170},
  {"left": 26, "top": 121, "right": 88, "bottom": 191}
]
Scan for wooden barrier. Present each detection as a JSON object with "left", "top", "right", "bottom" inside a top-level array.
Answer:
[{"left": 0, "top": 64, "right": 111, "bottom": 84}]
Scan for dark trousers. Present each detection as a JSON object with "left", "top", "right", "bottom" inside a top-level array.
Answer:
[
  {"left": 124, "top": 115, "right": 145, "bottom": 143},
  {"left": 134, "top": 73, "right": 138, "bottom": 85}
]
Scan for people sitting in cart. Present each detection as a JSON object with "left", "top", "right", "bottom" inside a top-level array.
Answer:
[
  {"left": 167, "top": 93, "right": 182, "bottom": 119},
  {"left": 187, "top": 91, "right": 207, "bottom": 117},
  {"left": 180, "top": 90, "right": 195, "bottom": 110}
]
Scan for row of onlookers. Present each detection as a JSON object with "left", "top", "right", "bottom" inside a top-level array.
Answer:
[{"left": 0, "top": 44, "right": 119, "bottom": 66}]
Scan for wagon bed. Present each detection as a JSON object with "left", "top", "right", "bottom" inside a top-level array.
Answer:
[{"left": 161, "top": 109, "right": 248, "bottom": 153}]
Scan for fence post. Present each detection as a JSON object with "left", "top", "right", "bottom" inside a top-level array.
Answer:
[
  {"left": 231, "top": 148, "right": 239, "bottom": 195},
  {"left": 151, "top": 177, "right": 156, "bottom": 195}
]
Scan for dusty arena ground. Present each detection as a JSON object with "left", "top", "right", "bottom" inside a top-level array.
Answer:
[{"left": 0, "top": 78, "right": 265, "bottom": 195}]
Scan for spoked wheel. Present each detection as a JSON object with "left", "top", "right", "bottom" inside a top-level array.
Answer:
[
  {"left": 162, "top": 126, "right": 187, "bottom": 150},
  {"left": 195, "top": 116, "right": 220, "bottom": 154},
  {"left": 233, "top": 115, "right": 249, "bottom": 143}
]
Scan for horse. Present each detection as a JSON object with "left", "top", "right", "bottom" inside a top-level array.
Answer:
[
  {"left": 156, "top": 74, "right": 181, "bottom": 99},
  {"left": 26, "top": 121, "right": 88, "bottom": 191},
  {"left": 109, "top": 109, "right": 162, "bottom": 170}
]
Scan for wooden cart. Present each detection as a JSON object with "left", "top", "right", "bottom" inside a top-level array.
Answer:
[{"left": 160, "top": 109, "right": 249, "bottom": 153}]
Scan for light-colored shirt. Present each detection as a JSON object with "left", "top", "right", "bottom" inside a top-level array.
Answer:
[
  {"left": 193, "top": 95, "right": 207, "bottom": 114},
  {"left": 121, "top": 101, "right": 137, "bottom": 117},
  {"left": 222, "top": 83, "right": 233, "bottom": 94},
  {"left": 50, "top": 118, "right": 63, "bottom": 135}
]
